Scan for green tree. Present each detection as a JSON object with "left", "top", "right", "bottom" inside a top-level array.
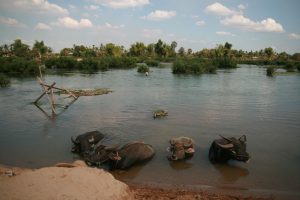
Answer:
[
  {"left": 170, "top": 41, "right": 177, "bottom": 57},
  {"left": 154, "top": 39, "right": 164, "bottom": 57},
  {"left": 10, "top": 39, "right": 30, "bottom": 57},
  {"left": 32, "top": 40, "right": 50, "bottom": 59},
  {"left": 146, "top": 43, "right": 155, "bottom": 57},
  {"left": 104, "top": 43, "right": 123, "bottom": 57},
  {"left": 129, "top": 42, "right": 146, "bottom": 57},
  {"left": 187, "top": 48, "right": 193, "bottom": 56},
  {"left": 264, "top": 47, "right": 274, "bottom": 60},
  {"left": 178, "top": 47, "right": 185, "bottom": 57}
]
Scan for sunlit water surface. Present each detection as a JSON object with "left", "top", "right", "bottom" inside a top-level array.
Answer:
[{"left": 0, "top": 65, "right": 299, "bottom": 197}]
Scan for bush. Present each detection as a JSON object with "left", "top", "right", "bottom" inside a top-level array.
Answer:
[
  {"left": 297, "top": 62, "right": 300, "bottom": 72},
  {"left": 266, "top": 66, "right": 275, "bottom": 76},
  {"left": 214, "top": 57, "right": 237, "bottom": 69},
  {"left": 0, "top": 56, "right": 38, "bottom": 75},
  {"left": 285, "top": 63, "right": 296, "bottom": 72},
  {"left": 45, "top": 57, "right": 77, "bottom": 69},
  {"left": 172, "top": 58, "right": 216, "bottom": 74},
  {"left": 137, "top": 64, "right": 149, "bottom": 73},
  {"left": 77, "top": 58, "right": 99, "bottom": 72},
  {"left": 145, "top": 59, "right": 159, "bottom": 67},
  {"left": 0, "top": 74, "right": 10, "bottom": 87},
  {"left": 107, "top": 57, "right": 137, "bottom": 69}
]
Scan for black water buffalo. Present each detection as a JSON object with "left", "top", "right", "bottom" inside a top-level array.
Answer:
[
  {"left": 85, "top": 141, "right": 155, "bottom": 169},
  {"left": 71, "top": 131, "right": 105, "bottom": 156},
  {"left": 167, "top": 136, "right": 196, "bottom": 161},
  {"left": 209, "top": 135, "right": 250, "bottom": 163}
]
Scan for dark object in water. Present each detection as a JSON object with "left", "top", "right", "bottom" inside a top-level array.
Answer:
[
  {"left": 209, "top": 135, "right": 250, "bottom": 163},
  {"left": 71, "top": 131, "right": 105, "bottom": 156},
  {"left": 85, "top": 141, "right": 155, "bottom": 170}
]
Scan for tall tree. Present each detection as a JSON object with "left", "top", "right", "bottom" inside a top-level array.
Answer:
[
  {"left": 10, "top": 39, "right": 30, "bottom": 57},
  {"left": 129, "top": 42, "right": 146, "bottom": 57},
  {"left": 264, "top": 47, "right": 274, "bottom": 60},
  {"left": 32, "top": 40, "right": 49, "bottom": 58},
  {"left": 154, "top": 39, "right": 164, "bottom": 57},
  {"left": 178, "top": 47, "right": 185, "bottom": 57}
]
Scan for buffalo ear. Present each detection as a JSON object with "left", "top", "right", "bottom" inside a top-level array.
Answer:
[
  {"left": 239, "top": 135, "right": 247, "bottom": 143},
  {"left": 108, "top": 152, "right": 122, "bottom": 161}
]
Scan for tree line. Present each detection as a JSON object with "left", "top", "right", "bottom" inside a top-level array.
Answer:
[{"left": 0, "top": 39, "right": 300, "bottom": 76}]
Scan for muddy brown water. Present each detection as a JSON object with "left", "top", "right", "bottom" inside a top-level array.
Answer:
[{"left": 0, "top": 65, "right": 299, "bottom": 198}]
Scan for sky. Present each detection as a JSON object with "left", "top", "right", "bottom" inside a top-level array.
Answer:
[{"left": 0, "top": 0, "right": 300, "bottom": 54}]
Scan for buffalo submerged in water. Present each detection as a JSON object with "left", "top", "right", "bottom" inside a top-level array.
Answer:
[
  {"left": 167, "top": 136, "right": 196, "bottom": 161},
  {"left": 209, "top": 135, "right": 250, "bottom": 163},
  {"left": 71, "top": 131, "right": 155, "bottom": 170},
  {"left": 85, "top": 141, "right": 155, "bottom": 169}
]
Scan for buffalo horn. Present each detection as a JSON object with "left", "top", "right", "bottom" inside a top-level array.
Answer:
[{"left": 71, "top": 136, "right": 79, "bottom": 144}]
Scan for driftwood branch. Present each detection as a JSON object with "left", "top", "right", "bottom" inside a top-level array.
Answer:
[
  {"left": 37, "top": 77, "right": 56, "bottom": 115},
  {"left": 34, "top": 82, "right": 56, "bottom": 103}
]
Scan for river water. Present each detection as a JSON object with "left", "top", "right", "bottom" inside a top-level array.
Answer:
[{"left": 0, "top": 65, "right": 299, "bottom": 197}]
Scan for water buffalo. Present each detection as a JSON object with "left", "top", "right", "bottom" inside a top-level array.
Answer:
[
  {"left": 209, "top": 135, "right": 250, "bottom": 163},
  {"left": 85, "top": 141, "right": 155, "bottom": 170},
  {"left": 71, "top": 131, "right": 105, "bottom": 156},
  {"left": 167, "top": 136, "right": 195, "bottom": 161}
]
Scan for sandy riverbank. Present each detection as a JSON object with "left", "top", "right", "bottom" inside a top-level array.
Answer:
[{"left": 0, "top": 161, "right": 272, "bottom": 200}]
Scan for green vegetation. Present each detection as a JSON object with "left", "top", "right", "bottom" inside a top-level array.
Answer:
[
  {"left": 266, "top": 66, "right": 275, "bottom": 77},
  {"left": 0, "top": 74, "right": 10, "bottom": 87},
  {"left": 144, "top": 59, "right": 159, "bottom": 67},
  {"left": 284, "top": 63, "right": 296, "bottom": 72},
  {"left": 0, "top": 57, "right": 38, "bottom": 75},
  {"left": 0, "top": 39, "right": 299, "bottom": 76},
  {"left": 173, "top": 58, "right": 216, "bottom": 74},
  {"left": 137, "top": 64, "right": 149, "bottom": 73}
]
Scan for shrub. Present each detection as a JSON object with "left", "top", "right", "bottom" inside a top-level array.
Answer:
[
  {"left": 77, "top": 58, "right": 99, "bottom": 72},
  {"left": 297, "top": 62, "right": 300, "bottom": 72},
  {"left": 0, "top": 57, "right": 38, "bottom": 75},
  {"left": 214, "top": 57, "right": 237, "bottom": 69},
  {"left": 145, "top": 59, "right": 159, "bottom": 67},
  {"left": 172, "top": 58, "right": 216, "bottom": 74},
  {"left": 0, "top": 74, "right": 10, "bottom": 87},
  {"left": 45, "top": 57, "right": 77, "bottom": 69},
  {"left": 137, "top": 64, "right": 149, "bottom": 73},
  {"left": 285, "top": 63, "right": 295, "bottom": 72},
  {"left": 108, "top": 57, "right": 137, "bottom": 69},
  {"left": 266, "top": 66, "right": 275, "bottom": 77}
]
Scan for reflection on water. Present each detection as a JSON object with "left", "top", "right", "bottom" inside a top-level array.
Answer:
[
  {"left": 213, "top": 162, "right": 249, "bottom": 183},
  {"left": 169, "top": 160, "right": 193, "bottom": 170},
  {"left": 0, "top": 65, "right": 300, "bottom": 195}
]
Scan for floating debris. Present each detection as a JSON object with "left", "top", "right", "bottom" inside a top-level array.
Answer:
[
  {"left": 57, "top": 88, "right": 113, "bottom": 97},
  {"left": 153, "top": 109, "right": 168, "bottom": 119}
]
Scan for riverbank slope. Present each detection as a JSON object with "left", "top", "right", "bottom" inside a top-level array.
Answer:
[{"left": 0, "top": 162, "right": 272, "bottom": 200}]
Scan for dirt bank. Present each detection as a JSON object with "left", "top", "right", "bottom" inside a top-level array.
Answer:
[
  {"left": 0, "top": 161, "right": 132, "bottom": 200},
  {"left": 0, "top": 162, "right": 272, "bottom": 200}
]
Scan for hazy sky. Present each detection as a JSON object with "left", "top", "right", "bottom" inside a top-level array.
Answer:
[{"left": 0, "top": 0, "right": 300, "bottom": 53}]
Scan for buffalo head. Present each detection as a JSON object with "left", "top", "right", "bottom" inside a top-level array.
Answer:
[
  {"left": 85, "top": 144, "right": 121, "bottom": 166},
  {"left": 167, "top": 137, "right": 195, "bottom": 161},
  {"left": 209, "top": 135, "right": 250, "bottom": 163},
  {"left": 71, "top": 131, "right": 105, "bottom": 156}
]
